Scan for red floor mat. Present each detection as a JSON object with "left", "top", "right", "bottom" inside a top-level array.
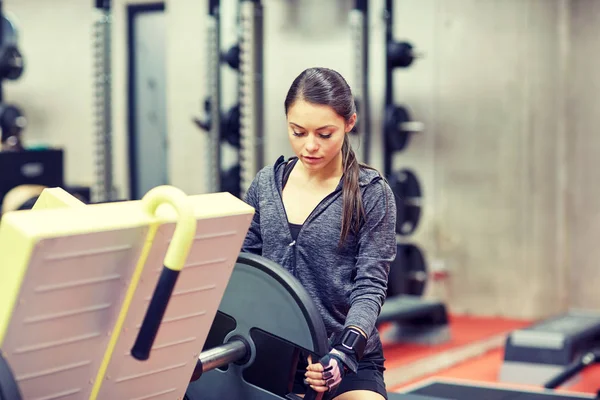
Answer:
[
  {"left": 391, "top": 348, "right": 600, "bottom": 394},
  {"left": 382, "top": 314, "right": 532, "bottom": 369}
]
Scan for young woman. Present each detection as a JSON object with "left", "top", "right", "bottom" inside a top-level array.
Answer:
[{"left": 242, "top": 67, "right": 397, "bottom": 400}]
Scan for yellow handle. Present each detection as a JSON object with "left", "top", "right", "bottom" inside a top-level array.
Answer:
[
  {"left": 131, "top": 185, "right": 197, "bottom": 361},
  {"left": 141, "top": 185, "right": 197, "bottom": 271}
]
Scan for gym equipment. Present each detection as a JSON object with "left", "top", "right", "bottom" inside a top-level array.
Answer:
[
  {"left": 383, "top": 0, "right": 425, "bottom": 179},
  {"left": 1, "top": 14, "right": 18, "bottom": 46},
  {"left": 196, "top": 0, "right": 264, "bottom": 198},
  {"left": 238, "top": 0, "right": 264, "bottom": 197},
  {"left": 0, "top": 13, "right": 23, "bottom": 82},
  {"left": 196, "top": 0, "right": 222, "bottom": 193},
  {"left": 0, "top": 149, "right": 64, "bottom": 210},
  {"left": 0, "top": 185, "right": 254, "bottom": 399},
  {"left": 387, "top": 243, "right": 428, "bottom": 297},
  {"left": 1, "top": 185, "right": 91, "bottom": 215},
  {"left": 385, "top": 104, "right": 424, "bottom": 154},
  {"left": 378, "top": 296, "right": 450, "bottom": 345},
  {"left": 349, "top": 0, "right": 370, "bottom": 163},
  {"left": 0, "top": 350, "right": 21, "bottom": 400},
  {"left": 93, "top": 0, "right": 115, "bottom": 202},
  {"left": 0, "top": 103, "right": 26, "bottom": 150},
  {"left": 378, "top": 0, "right": 449, "bottom": 347},
  {"left": 545, "top": 348, "right": 600, "bottom": 390},
  {"left": 0, "top": 44, "right": 23, "bottom": 81},
  {"left": 222, "top": 103, "right": 241, "bottom": 147},
  {"left": 389, "top": 169, "right": 422, "bottom": 236},
  {"left": 0, "top": 8, "right": 27, "bottom": 151},
  {"left": 384, "top": 0, "right": 422, "bottom": 71},
  {"left": 388, "top": 41, "right": 419, "bottom": 69},
  {"left": 401, "top": 379, "right": 597, "bottom": 399},
  {"left": 500, "top": 310, "right": 600, "bottom": 386},
  {"left": 0, "top": 185, "right": 457, "bottom": 400},
  {"left": 222, "top": 43, "right": 240, "bottom": 70},
  {"left": 194, "top": 99, "right": 240, "bottom": 149},
  {"left": 0, "top": 184, "right": 46, "bottom": 215},
  {"left": 185, "top": 252, "right": 329, "bottom": 400},
  {"left": 221, "top": 163, "right": 241, "bottom": 196}
]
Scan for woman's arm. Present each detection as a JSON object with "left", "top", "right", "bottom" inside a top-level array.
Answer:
[
  {"left": 241, "top": 173, "right": 263, "bottom": 255},
  {"left": 344, "top": 179, "right": 397, "bottom": 339}
]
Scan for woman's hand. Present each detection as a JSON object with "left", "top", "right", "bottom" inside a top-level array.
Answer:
[
  {"left": 305, "top": 354, "right": 328, "bottom": 392},
  {"left": 304, "top": 354, "right": 343, "bottom": 393}
]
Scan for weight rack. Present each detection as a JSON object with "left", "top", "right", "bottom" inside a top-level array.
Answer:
[{"left": 195, "top": 0, "right": 264, "bottom": 199}]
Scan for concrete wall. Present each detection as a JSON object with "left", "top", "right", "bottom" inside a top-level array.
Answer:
[
  {"left": 392, "top": 0, "right": 570, "bottom": 319},
  {"left": 566, "top": 0, "right": 600, "bottom": 311},
  {"left": 2, "top": 0, "right": 598, "bottom": 319}
]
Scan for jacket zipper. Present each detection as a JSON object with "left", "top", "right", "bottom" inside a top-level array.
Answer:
[
  {"left": 279, "top": 189, "right": 341, "bottom": 276},
  {"left": 275, "top": 159, "right": 344, "bottom": 275}
]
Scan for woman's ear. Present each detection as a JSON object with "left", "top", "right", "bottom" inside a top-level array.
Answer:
[{"left": 345, "top": 113, "right": 357, "bottom": 133}]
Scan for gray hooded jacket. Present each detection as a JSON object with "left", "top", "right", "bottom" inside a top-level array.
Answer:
[{"left": 242, "top": 156, "right": 397, "bottom": 355}]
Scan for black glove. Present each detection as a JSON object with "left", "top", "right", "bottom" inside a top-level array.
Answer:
[{"left": 317, "top": 327, "right": 367, "bottom": 391}]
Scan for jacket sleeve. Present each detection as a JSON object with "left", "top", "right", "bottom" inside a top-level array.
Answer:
[
  {"left": 344, "top": 179, "right": 397, "bottom": 337},
  {"left": 241, "top": 171, "right": 263, "bottom": 255}
]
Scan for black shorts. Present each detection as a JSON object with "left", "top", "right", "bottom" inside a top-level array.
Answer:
[{"left": 292, "top": 347, "right": 388, "bottom": 400}]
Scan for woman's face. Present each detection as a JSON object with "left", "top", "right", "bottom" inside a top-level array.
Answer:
[{"left": 286, "top": 99, "right": 356, "bottom": 172}]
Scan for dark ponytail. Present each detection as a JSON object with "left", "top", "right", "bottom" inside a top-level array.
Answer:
[
  {"left": 285, "top": 67, "right": 378, "bottom": 247},
  {"left": 340, "top": 133, "right": 367, "bottom": 246}
]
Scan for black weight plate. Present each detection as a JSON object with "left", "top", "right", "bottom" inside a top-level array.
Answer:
[
  {"left": 387, "top": 41, "right": 415, "bottom": 69},
  {"left": 387, "top": 244, "right": 428, "bottom": 297},
  {"left": 1, "top": 16, "right": 18, "bottom": 47},
  {"left": 221, "top": 104, "right": 240, "bottom": 148},
  {"left": 0, "top": 350, "right": 22, "bottom": 400},
  {"left": 397, "top": 204, "right": 421, "bottom": 236},
  {"left": 389, "top": 169, "right": 422, "bottom": 235},
  {"left": 185, "top": 253, "right": 329, "bottom": 400},
  {"left": 385, "top": 104, "right": 412, "bottom": 152},
  {"left": 220, "top": 164, "right": 241, "bottom": 198},
  {"left": 394, "top": 169, "right": 421, "bottom": 198}
]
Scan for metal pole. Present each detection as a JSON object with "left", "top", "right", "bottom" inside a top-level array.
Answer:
[
  {"left": 93, "top": 0, "right": 114, "bottom": 202},
  {"left": 383, "top": 0, "right": 393, "bottom": 178},
  {"left": 238, "top": 0, "right": 264, "bottom": 197},
  {"left": 206, "top": 0, "right": 222, "bottom": 193},
  {"left": 0, "top": 0, "right": 4, "bottom": 104},
  {"left": 190, "top": 339, "right": 248, "bottom": 381},
  {"left": 349, "top": 0, "right": 370, "bottom": 164}
]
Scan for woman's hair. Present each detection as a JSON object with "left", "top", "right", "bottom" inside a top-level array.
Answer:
[{"left": 284, "top": 67, "right": 378, "bottom": 246}]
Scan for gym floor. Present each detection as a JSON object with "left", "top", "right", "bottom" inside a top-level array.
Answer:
[{"left": 383, "top": 314, "right": 600, "bottom": 396}]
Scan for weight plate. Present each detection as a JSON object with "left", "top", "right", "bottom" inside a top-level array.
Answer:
[
  {"left": 222, "top": 43, "right": 240, "bottom": 70},
  {"left": 220, "top": 164, "right": 241, "bottom": 198},
  {"left": 1, "top": 16, "right": 18, "bottom": 46},
  {"left": 385, "top": 104, "right": 412, "bottom": 152},
  {"left": 185, "top": 252, "right": 329, "bottom": 400},
  {"left": 389, "top": 169, "right": 422, "bottom": 235},
  {"left": 387, "top": 41, "right": 415, "bottom": 69},
  {"left": 221, "top": 104, "right": 241, "bottom": 148},
  {"left": 0, "top": 350, "right": 22, "bottom": 400},
  {"left": 387, "top": 244, "right": 428, "bottom": 297}
]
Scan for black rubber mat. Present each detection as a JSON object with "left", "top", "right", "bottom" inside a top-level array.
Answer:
[{"left": 405, "top": 382, "right": 597, "bottom": 399}]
